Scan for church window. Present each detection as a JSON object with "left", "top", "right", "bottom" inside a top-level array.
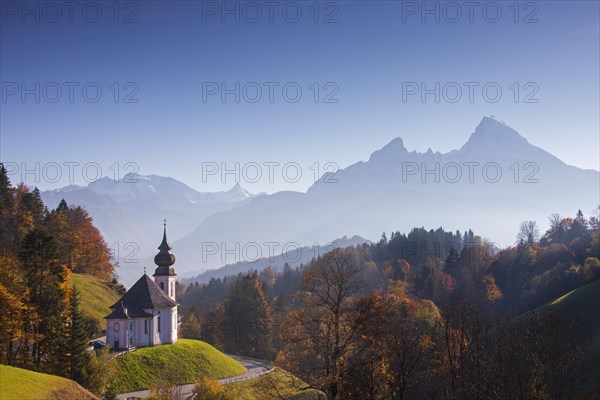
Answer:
[
  {"left": 158, "top": 312, "right": 161, "bottom": 333},
  {"left": 144, "top": 319, "right": 148, "bottom": 334},
  {"left": 160, "top": 282, "right": 164, "bottom": 291}
]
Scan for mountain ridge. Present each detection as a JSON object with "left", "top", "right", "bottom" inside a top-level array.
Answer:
[
  {"left": 39, "top": 117, "right": 600, "bottom": 284},
  {"left": 170, "top": 116, "right": 599, "bottom": 277}
]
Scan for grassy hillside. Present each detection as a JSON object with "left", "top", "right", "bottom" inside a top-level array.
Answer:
[
  {"left": 225, "top": 367, "right": 325, "bottom": 400},
  {"left": 0, "top": 364, "right": 97, "bottom": 400},
  {"left": 71, "top": 273, "right": 122, "bottom": 335},
  {"left": 538, "top": 279, "right": 600, "bottom": 353},
  {"left": 532, "top": 279, "right": 600, "bottom": 388},
  {"left": 113, "top": 339, "right": 247, "bottom": 393}
]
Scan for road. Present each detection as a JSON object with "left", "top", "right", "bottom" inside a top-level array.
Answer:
[{"left": 115, "top": 356, "right": 273, "bottom": 399}]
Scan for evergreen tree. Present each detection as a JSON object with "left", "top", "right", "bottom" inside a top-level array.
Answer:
[
  {"left": 0, "top": 164, "right": 15, "bottom": 252},
  {"left": 18, "top": 229, "right": 70, "bottom": 370},
  {"left": 223, "top": 273, "right": 272, "bottom": 358},
  {"left": 445, "top": 246, "right": 460, "bottom": 275},
  {"left": 56, "top": 198, "right": 69, "bottom": 213},
  {"left": 18, "top": 187, "right": 45, "bottom": 228},
  {"left": 68, "top": 288, "right": 92, "bottom": 386},
  {"left": 0, "top": 164, "right": 13, "bottom": 211},
  {"left": 455, "top": 229, "right": 463, "bottom": 251}
]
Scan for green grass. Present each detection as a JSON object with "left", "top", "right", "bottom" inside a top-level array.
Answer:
[
  {"left": 538, "top": 279, "right": 600, "bottom": 353},
  {"left": 530, "top": 279, "right": 600, "bottom": 388},
  {"left": 113, "top": 339, "right": 247, "bottom": 393},
  {"left": 71, "top": 274, "right": 121, "bottom": 335},
  {"left": 0, "top": 364, "right": 97, "bottom": 400},
  {"left": 225, "top": 367, "right": 324, "bottom": 400}
]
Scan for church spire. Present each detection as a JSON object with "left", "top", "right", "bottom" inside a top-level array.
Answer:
[
  {"left": 158, "top": 219, "right": 172, "bottom": 252},
  {"left": 153, "top": 220, "right": 176, "bottom": 277}
]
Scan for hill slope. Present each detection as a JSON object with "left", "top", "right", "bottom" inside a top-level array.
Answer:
[
  {"left": 0, "top": 364, "right": 97, "bottom": 400},
  {"left": 538, "top": 279, "right": 600, "bottom": 354},
  {"left": 225, "top": 367, "right": 325, "bottom": 400},
  {"left": 113, "top": 339, "right": 247, "bottom": 393},
  {"left": 72, "top": 274, "right": 122, "bottom": 335}
]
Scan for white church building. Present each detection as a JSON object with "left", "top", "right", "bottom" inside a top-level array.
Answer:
[{"left": 105, "top": 223, "right": 178, "bottom": 350}]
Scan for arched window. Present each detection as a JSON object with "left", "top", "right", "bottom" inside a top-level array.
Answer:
[
  {"left": 160, "top": 282, "right": 164, "bottom": 291},
  {"left": 157, "top": 311, "right": 161, "bottom": 333}
]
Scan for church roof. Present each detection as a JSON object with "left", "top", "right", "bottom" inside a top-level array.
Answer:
[
  {"left": 105, "top": 301, "right": 131, "bottom": 319},
  {"left": 105, "top": 274, "right": 176, "bottom": 320}
]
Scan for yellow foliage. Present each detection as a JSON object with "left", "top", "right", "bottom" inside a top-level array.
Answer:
[{"left": 193, "top": 378, "right": 234, "bottom": 400}]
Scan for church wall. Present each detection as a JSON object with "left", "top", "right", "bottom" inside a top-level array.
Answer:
[
  {"left": 106, "top": 320, "right": 128, "bottom": 351},
  {"left": 129, "top": 317, "right": 152, "bottom": 348},
  {"left": 106, "top": 309, "right": 178, "bottom": 349},
  {"left": 153, "top": 307, "right": 178, "bottom": 345},
  {"left": 164, "top": 307, "right": 178, "bottom": 344}
]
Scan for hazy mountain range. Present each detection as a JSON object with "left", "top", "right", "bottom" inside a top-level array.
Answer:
[
  {"left": 41, "top": 176, "right": 259, "bottom": 283},
  {"left": 42, "top": 117, "right": 599, "bottom": 286},
  {"left": 180, "top": 235, "right": 371, "bottom": 285}
]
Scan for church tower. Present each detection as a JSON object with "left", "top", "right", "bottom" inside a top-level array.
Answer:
[{"left": 153, "top": 220, "right": 177, "bottom": 301}]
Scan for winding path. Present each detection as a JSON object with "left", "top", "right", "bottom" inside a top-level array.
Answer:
[{"left": 115, "top": 356, "right": 273, "bottom": 399}]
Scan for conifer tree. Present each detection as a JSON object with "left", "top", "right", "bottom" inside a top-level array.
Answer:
[
  {"left": 68, "top": 287, "right": 92, "bottom": 386},
  {"left": 18, "top": 229, "right": 69, "bottom": 369},
  {"left": 223, "top": 272, "right": 272, "bottom": 358}
]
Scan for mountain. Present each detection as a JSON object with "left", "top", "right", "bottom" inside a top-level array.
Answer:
[
  {"left": 41, "top": 174, "right": 259, "bottom": 284},
  {"left": 169, "top": 117, "right": 599, "bottom": 276},
  {"left": 179, "top": 235, "right": 371, "bottom": 285}
]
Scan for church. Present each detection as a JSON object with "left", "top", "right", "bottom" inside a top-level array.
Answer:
[{"left": 105, "top": 223, "right": 179, "bottom": 350}]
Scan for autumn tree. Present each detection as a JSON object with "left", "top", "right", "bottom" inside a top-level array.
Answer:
[
  {"left": 223, "top": 272, "right": 272, "bottom": 359},
  {"left": 193, "top": 378, "right": 234, "bottom": 400},
  {"left": 277, "top": 247, "right": 367, "bottom": 400},
  {"left": 46, "top": 202, "right": 114, "bottom": 280},
  {"left": 181, "top": 312, "right": 203, "bottom": 340}
]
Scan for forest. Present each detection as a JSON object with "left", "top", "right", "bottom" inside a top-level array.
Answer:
[
  {"left": 179, "top": 209, "right": 600, "bottom": 400},
  {"left": 1, "top": 160, "right": 599, "bottom": 400},
  {"left": 0, "top": 164, "right": 122, "bottom": 393}
]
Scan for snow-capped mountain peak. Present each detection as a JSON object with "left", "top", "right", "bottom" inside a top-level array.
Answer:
[
  {"left": 227, "top": 182, "right": 253, "bottom": 198},
  {"left": 462, "top": 116, "right": 529, "bottom": 150}
]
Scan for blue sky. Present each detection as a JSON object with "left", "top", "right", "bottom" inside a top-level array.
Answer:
[{"left": 1, "top": 0, "right": 598, "bottom": 194}]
